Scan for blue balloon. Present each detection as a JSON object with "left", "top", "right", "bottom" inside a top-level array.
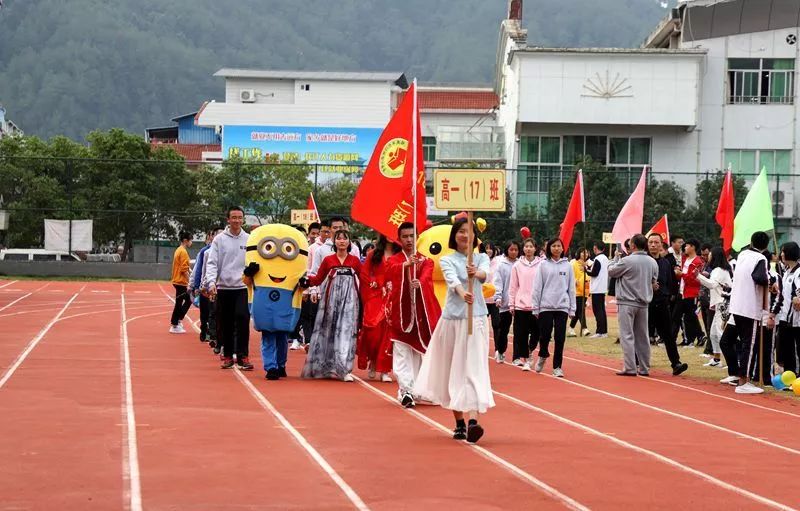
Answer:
[{"left": 771, "top": 375, "right": 786, "bottom": 390}]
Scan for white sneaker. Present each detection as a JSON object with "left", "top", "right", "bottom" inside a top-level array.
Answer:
[
  {"left": 590, "top": 333, "right": 607, "bottom": 339},
  {"left": 169, "top": 324, "right": 185, "bottom": 334},
  {"left": 567, "top": 328, "right": 577, "bottom": 337},
  {"left": 534, "top": 356, "right": 546, "bottom": 373},
  {"left": 704, "top": 359, "right": 722, "bottom": 367},
  {"left": 512, "top": 359, "right": 523, "bottom": 367},
  {"left": 380, "top": 373, "right": 393, "bottom": 383},
  {"left": 495, "top": 351, "right": 502, "bottom": 363},
  {"left": 521, "top": 361, "right": 532, "bottom": 372},
  {"left": 499, "top": 353, "right": 506, "bottom": 363},
  {"left": 699, "top": 353, "right": 712, "bottom": 358},
  {"left": 719, "top": 375, "right": 739, "bottom": 385},
  {"left": 290, "top": 339, "right": 302, "bottom": 351},
  {"left": 343, "top": 373, "right": 355, "bottom": 382},
  {"left": 581, "top": 328, "right": 591, "bottom": 337},
  {"left": 553, "top": 367, "right": 564, "bottom": 378},
  {"left": 368, "top": 367, "right": 377, "bottom": 380},
  {"left": 735, "top": 382, "right": 764, "bottom": 394}
]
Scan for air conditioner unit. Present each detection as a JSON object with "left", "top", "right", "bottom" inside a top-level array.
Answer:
[
  {"left": 240, "top": 89, "right": 256, "bottom": 103},
  {"left": 772, "top": 190, "right": 795, "bottom": 218}
]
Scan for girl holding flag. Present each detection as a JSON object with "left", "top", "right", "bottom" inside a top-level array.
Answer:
[{"left": 414, "top": 217, "right": 495, "bottom": 444}]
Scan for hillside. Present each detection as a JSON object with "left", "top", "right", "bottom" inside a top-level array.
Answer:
[{"left": 0, "top": 0, "right": 671, "bottom": 140}]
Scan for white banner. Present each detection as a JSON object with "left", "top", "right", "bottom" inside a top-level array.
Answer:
[{"left": 44, "top": 219, "right": 93, "bottom": 252}]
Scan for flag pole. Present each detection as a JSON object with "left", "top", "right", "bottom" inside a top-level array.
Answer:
[{"left": 411, "top": 79, "right": 418, "bottom": 310}]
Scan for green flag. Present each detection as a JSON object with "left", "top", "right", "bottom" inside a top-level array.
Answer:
[{"left": 732, "top": 167, "right": 774, "bottom": 251}]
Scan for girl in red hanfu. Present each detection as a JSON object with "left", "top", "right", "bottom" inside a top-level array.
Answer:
[{"left": 357, "top": 235, "right": 400, "bottom": 382}]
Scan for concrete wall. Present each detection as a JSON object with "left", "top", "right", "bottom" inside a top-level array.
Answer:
[{"left": 0, "top": 261, "right": 172, "bottom": 280}]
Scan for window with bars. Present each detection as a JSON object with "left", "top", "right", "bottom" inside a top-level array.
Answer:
[
  {"left": 728, "top": 58, "right": 795, "bottom": 105},
  {"left": 724, "top": 149, "right": 791, "bottom": 177},
  {"left": 422, "top": 137, "right": 436, "bottom": 162}
]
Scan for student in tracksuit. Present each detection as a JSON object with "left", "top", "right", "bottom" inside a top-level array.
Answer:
[
  {"left": 773, "top": 242, "right": 800, "bottom": 375},
  {"left": 508, "top": 238, "right": 542, "bottom": 371},
  {"left": 587, "top": 241, "right": 609, "bottom": 337},
  {"left": 491, "top": 241, "right": 519, "bottom": 363}
]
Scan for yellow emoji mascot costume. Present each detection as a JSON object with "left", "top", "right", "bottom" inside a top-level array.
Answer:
[{"left": 244, "top": 224, "right": 308, "bottom": 380}]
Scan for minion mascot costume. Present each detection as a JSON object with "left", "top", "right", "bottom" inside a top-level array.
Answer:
[{"left": 243, "top": 224, "right": 309, "bottom": 380}]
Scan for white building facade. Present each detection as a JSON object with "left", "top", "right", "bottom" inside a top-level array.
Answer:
[{"left": 496, "top": 0, "right": 799, "bottom": 241}]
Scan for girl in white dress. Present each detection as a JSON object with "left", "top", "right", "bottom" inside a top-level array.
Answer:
[{"left": 414, "top": 218, "right": 495, "bottom": 443}]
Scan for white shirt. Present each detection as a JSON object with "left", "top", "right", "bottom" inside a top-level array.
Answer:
[
  {"left": 588, "top": 254, "right": 609, "bottom": 294},
  {"left": 729, "top": 249, "right": 768, "bottom": 320}
]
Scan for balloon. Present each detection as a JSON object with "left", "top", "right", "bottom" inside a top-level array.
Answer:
[
  {"left": 476, "top": 217, "right": 487, "bottom": 233},
  {"left": 520, "top": 226, "right": 531, "bottom": 239},
  {"left": 771, "top": 375, "right": 787, "bottom": 390},
  {"left": 793, "top": 379, "right": 800, "bottom": 396},
  {"left": 781, "top": 371, "right": 797, "bottom": 386}
]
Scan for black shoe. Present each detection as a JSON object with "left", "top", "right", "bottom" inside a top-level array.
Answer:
[
  {"left": 278, "top": 366, "right": 287, "bottom": 378},
  {"left": 266, "top": 368, "right": 280, "bottom": 380},
  {"left": 401, "top": 393, "right": 415, "bottom": 408},
  {"left": 466, "top": 423, "right": 484, "bottom": 443},
  {"left": 452, "top": 426, "right": 467, "bottom": 440},
  {"left": 614, "top": 338, "right": 620, "bottom": 344},
  {"left": 199, "top": 332, "right": 207, "bottom": 343},
  {"left": 672, "top": 363, "right": 689, "bottom": 376},
  {"left": 616, "top": 371, "right": 637, "bottom": 377},
  {"left": 237, "top": 357, "right": 254, "bottom": 371},
  {"left": 212, "top": 346, "right": 221, "bottom": 355}
]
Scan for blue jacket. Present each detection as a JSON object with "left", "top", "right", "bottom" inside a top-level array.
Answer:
[{"left": 190, "top": 245, "right": 210, "bottom": 289}]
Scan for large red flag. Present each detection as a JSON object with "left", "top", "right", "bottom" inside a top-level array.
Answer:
[
  {"left": 645, "top": 214, "right": 670, "bottom": 244},
  {"left": 306, "top": 192, "right": 320, "bottom": 223},
  {"left": 611, "top": 167, "right": 647, "bottom": 245},
  {"left": 352, "top": 83, "right": 426, "bottom": 242},
  {"left": 716, "top": 170, "right": 735, "bottom": 254},
  {"left": 559, "top": 169, "right": 584, "bottom": 251}
]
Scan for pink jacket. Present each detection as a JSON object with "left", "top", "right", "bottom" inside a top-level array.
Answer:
[{"left": 509, "top": 256, "right": 542, "bottom": 311}]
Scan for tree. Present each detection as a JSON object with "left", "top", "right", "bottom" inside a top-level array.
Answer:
[{"left": 680, "top": 171, "right": 748, "bottom": 245}]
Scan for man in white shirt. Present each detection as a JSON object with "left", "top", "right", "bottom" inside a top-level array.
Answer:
[
  {"left": 587, "top": 241, "right": 609, "bottom": 338},
  {"left": 310, "top": 216, "right": 361, "bottom": 275}
]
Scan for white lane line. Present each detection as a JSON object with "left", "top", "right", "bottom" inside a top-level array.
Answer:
[
  {"left": 234, "top": 370, "right": 370, "bottom": 511},
  {"left": 0, "top": 283, "right": 51, "bottom": 314},
  {"left": 496, "top": 358, "right": 800, "bottom": 456},
  {"left": 158, "top": 285, "right": 369, "bottom": 511},
  {"left": 563, "top": 354, "right": 800, "bottom": 419},
  {"left": 493, "top": 389, "right": 796, "bottom": 511},
  {"left": 0, "top": 293, "right": 79, "bottom": 389},
  {"left": 120, "top": 289, "right": 143, "bottom": 511},
  {"left": 0, "top": 280, "right": 19, "bottom": 289},
  {"left": 354, "top": 377, "right": 590, "bottom": 511}
]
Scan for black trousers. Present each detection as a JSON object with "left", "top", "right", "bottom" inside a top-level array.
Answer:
[
  {"left": 649, "top": 300, "right": 681, "bottom": 367},
  {"left": 591, "top": 294, "right": 607, "bottom": 334},
  {"left": 777, "top": 322, "right": 800, "bottom": 374},
  {"left": 674, "top": 297, "right": 703, "bottom": 344},
  {"left": 301, "top": 299, "right": 318, "bottom": 342},
  {"left": 538, "top": 311, "right": 568, "bottom": 369},
  {"left": 494, "top": 311, "right": 513, "bottom": 355},
  {"left": 216, "top": 289, "right": 250, "bottom": 358},
  {"left": 487, "top": 303, "right": 500, "bottom": 333},
  {"left": 720, "top": 314, "right": 761, "bottom": 380},
  {"left": 570, "top": 296, "right": 588, "bottom": 330},
  {"left": 512, "top": 310, "right": 539, "bottom": 360},
  {"left": 170, "top": 284, "right": 192, "bottom": 326},
  {"left": 199, "top": 294, "right": 216, "bottom": 341}
]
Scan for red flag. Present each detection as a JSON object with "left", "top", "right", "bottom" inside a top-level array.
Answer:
[
  {"left": 306, "top": 192, "right": 320, "bottom": 223},
  {"left": 559, "top": 169, "right": 584, "bottom": 251},
  {"left": 716, "top": 170, "right": 735, "bottom": 254},
  {"left": 352, "top": 83, "right": 426, "bottom": 241},
  {"left": 645, "top": 214, "right": 670, "bottom": 244},
  {"left": 611, "top": 167, "right": 647, "bottom": 244}
]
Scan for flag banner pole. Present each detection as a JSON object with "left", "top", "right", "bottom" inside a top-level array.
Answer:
[
  {"left": 411, "top": 79, "right": 418, "bottom": 311},
  {"left": 467, "top": 210, "right": 474, "bottom": 336}
]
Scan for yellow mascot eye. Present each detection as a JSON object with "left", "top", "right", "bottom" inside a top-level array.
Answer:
[
  {"left": 282, "top": 241, "right": 296, "bottom": 256},
  {"left": 258, "top": 239, "right": 278, "bottom": 258}
]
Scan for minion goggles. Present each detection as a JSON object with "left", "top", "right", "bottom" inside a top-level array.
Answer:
[{"left": 246, "top": 236, "right": 309, "bottom": 260}]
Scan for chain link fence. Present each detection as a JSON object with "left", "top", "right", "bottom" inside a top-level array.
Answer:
[{"left": 1, "top": 155, "right": 797, "bottom": 262}]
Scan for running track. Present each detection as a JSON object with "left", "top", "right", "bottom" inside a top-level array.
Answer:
[{"left": 1, "top": 279, "right": 799, "bottom": 510}]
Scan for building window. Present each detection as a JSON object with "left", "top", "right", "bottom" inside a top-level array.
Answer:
[
  {"left": 724, "top": 149, "right": 791, "bottom": 177},
  {"left": 728, "top": 58, "right": 795, "bottom": 105},
  {"left": 422, "top": 137, "right": 436, "bottom": 162}
]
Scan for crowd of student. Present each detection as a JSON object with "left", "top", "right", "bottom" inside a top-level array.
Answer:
[{"left": 167, "top": 208, "right": 800, "bottom": 443}]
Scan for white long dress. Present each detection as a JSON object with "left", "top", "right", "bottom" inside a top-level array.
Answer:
[{"left": 414, "top": 251, "right": 495, "bottom": 413}]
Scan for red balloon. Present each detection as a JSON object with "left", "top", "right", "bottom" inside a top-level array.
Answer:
[{"left": 520, "top": 226, "right": 531, "bottom": 239}]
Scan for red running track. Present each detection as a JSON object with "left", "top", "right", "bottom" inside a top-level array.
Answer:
[{"left": 0, "top": 280, "right": 798, "bottom": 510}]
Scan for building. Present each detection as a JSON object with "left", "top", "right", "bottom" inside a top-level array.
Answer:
[
  {"left": 145, "top": 112, "right": 221, "bottom": 165},
  {"left": 195, "top": 69, "right": 408, "bottom": 175},
  {"left": 0, "top": 105, "right": 22, "bottom": 139},
  {"left": 495, "top": 0, "right": 799, "bottom": 240}
]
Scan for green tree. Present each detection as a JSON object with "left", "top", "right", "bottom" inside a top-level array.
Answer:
[{"left": 680, "top": 171, "right": 748, "bottom": 245}]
